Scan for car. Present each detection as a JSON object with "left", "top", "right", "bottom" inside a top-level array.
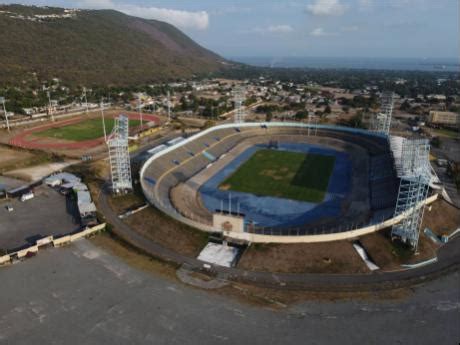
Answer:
[{"left": 5, "top": 205, "right": 13, "bottom": 212}]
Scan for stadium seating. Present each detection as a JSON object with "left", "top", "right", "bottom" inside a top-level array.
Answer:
[{"left": 141, "top": 124, "right": 399, "bottom": 235}]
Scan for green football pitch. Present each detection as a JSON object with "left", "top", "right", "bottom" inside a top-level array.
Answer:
[
  {"left": 35, "top": 118, "right": 141, "bottom": 142},
  {"left": 220, "top": 149, "right": 336, "bottom": 203}
]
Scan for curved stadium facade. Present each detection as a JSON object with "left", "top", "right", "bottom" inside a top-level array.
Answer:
[{"left": 140, "top": 122, "right": 403, "bottom": 243}]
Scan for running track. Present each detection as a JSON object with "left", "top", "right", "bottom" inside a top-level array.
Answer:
[{"left": 9, "top": 112, "right": 160, "bottom": 150}]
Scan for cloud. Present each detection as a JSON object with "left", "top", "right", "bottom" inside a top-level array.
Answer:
[
  {"left": 306, "top": 0, "right": 347, "bottom": 16},
  {"left": 310, "top": 27, "right": 335, "bottom": 36},
  {"left": 77, "top": 0, "right": 209, "bottom": 30},
  {"left": 248, "top": 24, "right": 294, "bottom": 34}
]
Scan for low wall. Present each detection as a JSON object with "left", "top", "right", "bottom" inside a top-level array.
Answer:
[
  {"left": 0, "top": 254, "right": 11, "bottom": 265},
  {"left": 0, "top": 223, "right": 106, "bottom": 266}
]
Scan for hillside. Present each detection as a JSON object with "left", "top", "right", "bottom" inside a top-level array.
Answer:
[{"left": 0, "top": 4, "right": 227, "bottom": 86}]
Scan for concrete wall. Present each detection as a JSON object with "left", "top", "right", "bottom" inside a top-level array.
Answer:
[
  {"left": 223, "top": 194, "right": 438, "bottom": 243},
  {"left": 0, "top": 223, "right": 106, "bottom": 266}
]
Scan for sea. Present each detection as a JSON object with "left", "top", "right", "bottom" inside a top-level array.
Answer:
[{"left": 229, "top": 56, "right": 459, "bottom": 73}]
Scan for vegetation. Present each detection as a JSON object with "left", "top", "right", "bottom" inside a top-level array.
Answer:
[
  {"left": 216, "top": 64, "right": 459, "bottom": 98},
  {"left": 35, "top": 118, "right": 140, "bottom": 141},
  {"left": 337, "top": 111, "right": 366, "bottom": 129},
  {"left": 220, "top": 149, "right": 335, "bottom": 203},
  {"left": 0, "top": 4, "right": 225, "bottom": 87}
]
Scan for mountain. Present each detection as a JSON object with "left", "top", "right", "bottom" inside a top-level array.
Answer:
[{"left": 0, "top": 4, "right": 228, "bottom": 86}]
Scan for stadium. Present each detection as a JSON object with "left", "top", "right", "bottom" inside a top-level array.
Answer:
[{"left": 140, "top": 122, "right": 406, "bottom": 243}]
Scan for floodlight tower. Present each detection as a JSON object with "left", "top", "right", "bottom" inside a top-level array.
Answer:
[
  {"left": 0, "top": 97, "right": 10, "bottom": 132},
  {"left": 373, "top": 91, "right": 394, "bottom": 135},
  {"left": 82, "top": 87, "right": 89, "bottom": 114},
  {"left": 233, "top": 85, "right": 246, "bottom": 124},
  {"left": 47, "top": 91, "right": 55, "bottom": 122},
  {"left": 391, "top": 138, "right": 431, "bottom": 251},
  {"left": 107, "top": 114, "right": 132, "bottom": 193},
  {"left": 138, "top": 94, "right": 143, "bottom": 128},
  {"left": 100, "top": 98, "right": 107, "bottom": 142}
]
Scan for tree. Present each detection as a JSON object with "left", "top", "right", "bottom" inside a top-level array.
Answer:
[
  {"left": 400, "top": 100, "right": 411, "bottom": 112},
  {"left": 324, "top": 105, "right": 332, "bottom": 114},
  {"left": 294, "top": 110, "right": 308, "bottom": 120},
  {"left": 266, "top": 111, "right": 273, "bottom": 122}
]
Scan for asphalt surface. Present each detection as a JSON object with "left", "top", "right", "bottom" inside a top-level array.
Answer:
[
  {"left": 0, "top": 239, "right": 458, "bottom": 345},
  {"left": 99, "top": 187, "right": 460, "bottom": 291}
]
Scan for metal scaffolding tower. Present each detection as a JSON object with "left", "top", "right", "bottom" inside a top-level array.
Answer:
[
  {"left": 107, "top": 115, "right": 132, "bottom": 193},
  {"left": 391, "top": 138, "right": 431, "bottom": 250},
  {"left": 373, "top": 91, "right": 394, "bottom": 135},
  {"left": 233, "top": 85, "right": 246, "bottom": 124}
]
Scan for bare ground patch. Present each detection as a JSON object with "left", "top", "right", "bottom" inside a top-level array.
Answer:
[
  {"left": 0, "top": 146, "right": 57, "bottom": 174},
  {"left": 360, "top": 229, "right": 438, "bottom": 271},
  {"left": 237, "top": 241, "right": 369, "bottom": 274},
  {"left": 422, "top": 199, "right": 460, "bottom": 236},
  {"left": 123, "top": 207, "right": 209, "bottom": 257},
  {"left": 90, "top": 232, "right": 177, "bottom": 279}
]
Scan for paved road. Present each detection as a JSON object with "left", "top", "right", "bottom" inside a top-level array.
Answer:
[
  {"left": 0, "top": 240, "right": 458, "bottom": 345},
  {"left": 99, "top": 188, "right": 460, "bottom": 291}
]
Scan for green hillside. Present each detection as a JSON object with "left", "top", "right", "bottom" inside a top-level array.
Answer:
[{"left": 0, "top": 4, "right": 227, "bottom": 86}]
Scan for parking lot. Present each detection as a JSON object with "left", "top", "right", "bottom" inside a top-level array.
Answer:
[
  {"left": 0, "top": 239, "right": 458, "bottom": 345},
  {"left": 0, "top": 185, "right": 81, "bottom": 251}
]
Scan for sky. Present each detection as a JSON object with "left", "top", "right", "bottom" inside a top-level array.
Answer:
[{"left": 1, "top": 0, "right": 458, "bottom": 59}]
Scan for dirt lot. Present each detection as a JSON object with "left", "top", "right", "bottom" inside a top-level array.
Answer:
[
  {"left": 4, "top": 160, "right": 78, "bottom": 181},
  {"left": 422, "top": 199, "right": 460, "bottom": 236},
  {"left": 237, "top": 241, "right": 369, "bottom": 274},
  {"left": 360, "top": 229, "right": 438, "bottom": 271},
  {"left": 0, "top": 146, "right": 39, "bottom": 174},
  {"left": 123, "top": 206, "right": 209, "bottom": 257}
]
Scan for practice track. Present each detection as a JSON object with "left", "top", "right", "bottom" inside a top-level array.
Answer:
[{"left": 9, "top": 112, "right": 159, "bottom": 150}]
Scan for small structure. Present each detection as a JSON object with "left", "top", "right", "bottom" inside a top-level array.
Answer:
[
  {"left": 213, "top": 210, "right": 245, "bottom": 233},
  {"left": 76, "top": 190, "right": 97, "bottom": 226},
  {"left": 428, "top": 111, "right": 459, "bottom": 128},
  {"left": 44, "top": 172, "right": 81, "bottom": 187},
  {"left": 44, "top": 172, "right": 97, "bottom": 226},
  {"left": 197, "top": 242, "right": 240, "bottom": 267}
]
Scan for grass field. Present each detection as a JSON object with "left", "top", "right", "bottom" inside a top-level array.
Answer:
[
  {"left": 35, "top": 118, "right": 141, "bottom": 141},
  {"left": 220, "top": 149, "right": 336, "bottom": 203},
  {"left": 432, "top": 128, "right": 459, "bottom": 139}
]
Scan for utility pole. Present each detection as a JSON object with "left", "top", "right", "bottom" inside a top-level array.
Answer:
[
  {"left": 167, "top": 90, "right": 171, "bottom": 122},
  {"left": 47, "top": 91, "right": 55, "bottom": 122},
  {"left": 101, "top": 97, "right": 107, "bottom": 142},
  {"left": 83, "top": 87, "right": 89, "bottom": 114},
  {"left": 0, "top": 97, "right": 10, "bottom": 132},
  {"left": 138, "top": 94, "right": 143, "bottom": 128}
]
